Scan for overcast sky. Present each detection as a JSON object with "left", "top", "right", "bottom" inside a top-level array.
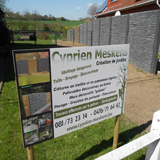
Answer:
[{"left": 6, "top": 0, "right": 103, "bottom": 20}]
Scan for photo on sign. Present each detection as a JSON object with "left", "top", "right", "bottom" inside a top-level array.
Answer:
[
  {"left": 19, "top": 82, "right": 52, "bottom": 118},
  {"left": 23, "top": 116, "right": 39, "bottom": 145},
  {"left": 15, "top": 51, "right": 50, "bottom": 86},
  {"left": 13, "top": 49, "right": 55, "bottom": 148},
  {"left": 38, "top": 112, "right": 53, "bottom": 141}
]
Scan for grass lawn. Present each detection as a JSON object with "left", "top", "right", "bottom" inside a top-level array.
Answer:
[
  {"left": 18, "top": 75, "right": 50, "bottom": 86},
  {"left": 12, "top": 40, "right": 56, "bottom": 49},
  {"left": 0, "top": 41, "right": 147, "bottom": 160},
  {"left": 39, "top": 20, "right": 84, "bottom": 27},
  {"left": 6, "top": 19, "right": 84, "bottom": 30}
]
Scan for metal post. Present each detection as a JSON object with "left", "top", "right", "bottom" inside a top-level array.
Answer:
[
  {"left": 34, "top": 31, "right": 36, "bottom": 45},
  {"left": 55, "top": 30, "right": 57, "bottom": 45},
  {"left": 11, "top": 30, "right": 14, "bottom": 44}
]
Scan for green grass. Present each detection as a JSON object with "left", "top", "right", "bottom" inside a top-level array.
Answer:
[
  {"left": 12, "top": 40, "right": 56, "bottom": 49},
  {"left": 158, "top": 54, "right": 160, "bottom": 59},
  {"left": 0, "top": 41, "right": 147, "bottom": 159},
  {"left": 6, "top": 19, "right": 84, "bottom": 30},
  {"left": 18, "top": 75, "right": 50, "bottom": 86},
  {"left": 39, "top": 20, "right": 84, "bottom": 27}
]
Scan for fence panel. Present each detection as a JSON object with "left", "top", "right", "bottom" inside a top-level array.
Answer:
[
  {"left": 17, "top": 60, "right": 28, "bottom": 74},
  {"left": 111, "top": 15, "right": 128, "bottom": 45},
  {"left": 92, "top": 19, "right": 100, "bottom": 46},
  {"left": 100, "top": 17, "right": 111, "bottom": 45},
  {"left": 87, "top": 21, "right": 93, "bottom": 46},
  {"left": 79, "top": 25, "right": 83, "bottom": 44},
  {"left": 37, "top": 57, "right": 49, "bottom": 72},
  {"left": 74, "top": 27, "right": 77, "bottom": 42},
  {"left": 82, "top": 23, "right": 87, "bottom": 45},
  {"left": 28, "top": 93, "right": 47, "bottom": 115},
  {"left": 128, "top": 9, "right": 160, "bottom": 73}
]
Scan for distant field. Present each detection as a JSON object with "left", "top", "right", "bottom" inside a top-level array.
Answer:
[
  {"left": 39, "top": 20, "right": 84, "bottom": 26},
  {"left": 6, "top": 19, "right": 84, "bottom": 29}
]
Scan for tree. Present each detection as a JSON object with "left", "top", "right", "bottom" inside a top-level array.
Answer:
[
  {"left": 87, "top": 4, "right": 98, "bottom": 18},
  {"left": 60, "top": 17, "right": 68, "bottom": 21},
  {"left": 0, "top": 0, "right": 5, "bottom": 11},
  {"left": 0, "top": 0, "right": 10, "bottom": 50},
  {"left": 117, "top": 65, "right": 127, "bottom": 111}
]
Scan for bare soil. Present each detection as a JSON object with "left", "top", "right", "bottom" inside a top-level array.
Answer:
[
  {"left": 56, "top": 40, "right": 160, "bottom": 132},
  {"left": 125, "top": 64, "right": 160, "bottom": 132}
]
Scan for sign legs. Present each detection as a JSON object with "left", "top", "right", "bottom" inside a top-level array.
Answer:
[
  {"left": 27, "top": 146, "right": 35, "bottom": 160},
  {"left": 113, "top": 115, "right": 121, "bottom": 150}
]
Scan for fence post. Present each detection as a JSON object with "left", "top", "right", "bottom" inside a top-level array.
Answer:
[
  {"left": 27, "top": 146, "right": 35, "bottom": 160},
  {"left": 113, "top": 115, "right": 121, "bottom": 150},
  {"left": 11, "top": 30, "right": 14, "bottom": 43},
  {"left": 34, "top": 31, "right": 36, "bottom": 45},
  {"left": 146, "top": 110, "right": 160, "bottom": 160},
  {"left": 54, "top": 30, "right": 57, "bottom": 45}
]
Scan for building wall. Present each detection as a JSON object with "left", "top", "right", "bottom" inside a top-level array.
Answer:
[{"left": 97, "top": 3, "right": 159, "bottom": 18}]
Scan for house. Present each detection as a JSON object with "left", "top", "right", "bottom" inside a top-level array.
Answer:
[{"left": 95, "top": 0, "right": 160, "bottom": 18}]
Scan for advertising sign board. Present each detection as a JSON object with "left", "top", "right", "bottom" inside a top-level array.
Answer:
[
  {"left": 13, "top": 44, "right": 129, "bottom": 147},
  {"left": 50, "top": 45, "right": 129, "bottom": 138}
]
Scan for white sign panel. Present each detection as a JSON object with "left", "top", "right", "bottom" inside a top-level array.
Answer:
[{"left": 50, "top": 45, "right": 129, "bottom": 138}]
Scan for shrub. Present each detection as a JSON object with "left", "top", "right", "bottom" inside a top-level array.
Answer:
[
  {"left": 42, "top": 32, "right": 49, "bottom": 40},
  {"left": 21, "top": 23, "right": 29, "bottom": 30},
  {"left": 56, "top": 28, "right": 61, "bottom": 38},
  {"left": 29, "top": 34, "right": 36, "bottom": 40},
  {"left": 43, "top": 24, "right": 52, "bottom": 30}
]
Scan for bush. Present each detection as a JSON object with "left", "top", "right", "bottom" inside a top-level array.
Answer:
[
  {"left": 42, "top": 32, "right": 49, "bottom": 40},
  {"left": 0, "top": 8, "right": 10, "bottom": 47},
  {"left": 21, "top": 23, "right": 29, "bottom": 30},
  {"left": 59, "top": 35, "right": 64, "bottom": 40},
  {"left": 43, "top": 24, "right": 52, "bottom": 30},
  {"left": 48, "top": 35, "right": 55, "bottom": 40},
  {"left": 29, "top": 34, "right": 36, "bottom": 40},
  {"left": 56, "top": 28, "right": 61, "bottom": 38}
]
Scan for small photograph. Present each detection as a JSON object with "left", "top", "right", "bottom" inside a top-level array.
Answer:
[
  {"left": 23, "top": 117, "right": 39, "bottom": 145},
  {"left": 38, "top": 113, "right": 53, "bottom": 141},
  {"left": 15, "top": 51, "right": 50, "bottom": 86},
  {"left": 19, "top": 82, "right": 52, "bottom": 118}
]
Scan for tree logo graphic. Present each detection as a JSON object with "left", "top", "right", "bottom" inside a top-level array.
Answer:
[{"left": 117, "top": 64, "right": 127, "bottom": 112}]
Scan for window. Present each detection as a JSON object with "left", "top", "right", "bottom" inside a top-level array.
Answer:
[{"left": 111, "top": 0, "right": 118, "bottom": 3}]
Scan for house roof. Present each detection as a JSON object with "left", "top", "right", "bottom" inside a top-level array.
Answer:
[
  {"left": 95, "top": 0, "right": 108, "bottom": 14},
  {"left": 95, "top": 0, "right": 157, "bottom": 17}
]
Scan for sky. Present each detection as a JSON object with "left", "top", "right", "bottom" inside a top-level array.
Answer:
[{"left": 6, "top": 0, "right": 104, "bottom": 20}]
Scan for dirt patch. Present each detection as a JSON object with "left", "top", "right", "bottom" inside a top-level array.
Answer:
[
  {"left": 54, "top": 40, "right": 88, "bottom": 47},
  {"left": 124, "top": 64, "right": 160, "bottom": 132},
  {"left": 54, "top": 40, "right": 160, "bottom": 133}
]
